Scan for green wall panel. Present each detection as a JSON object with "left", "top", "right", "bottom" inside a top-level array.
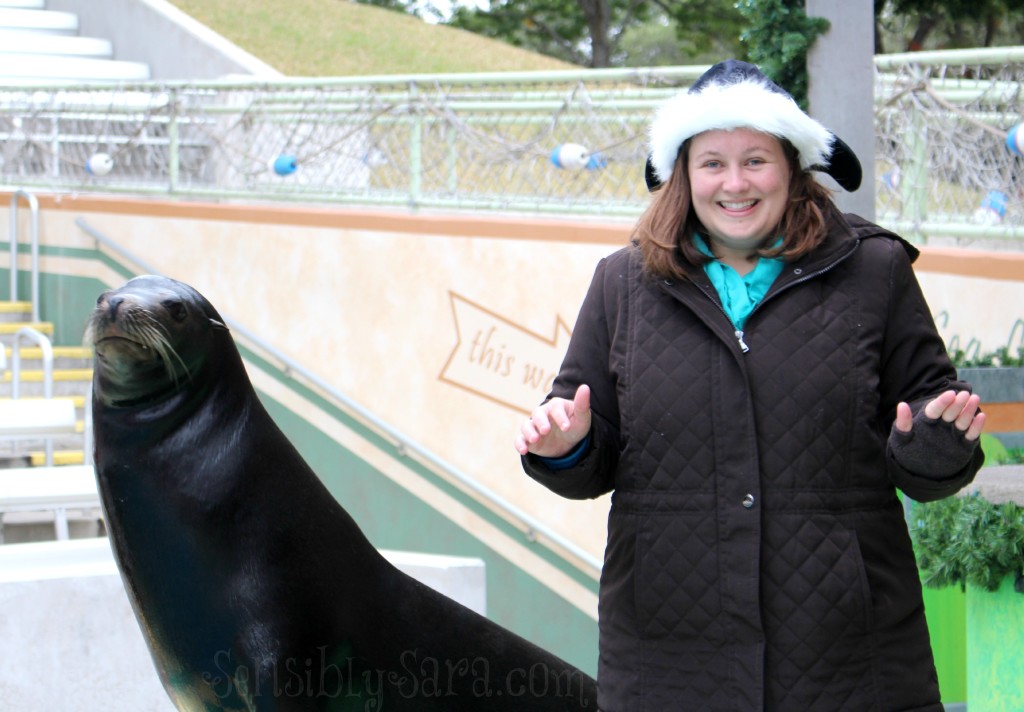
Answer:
[
  {"left": 922, "top": 584, "right": 967, "bottom": 703},
  {"left": 967, "top": 578, "right": 1024, "bottom": 711}
]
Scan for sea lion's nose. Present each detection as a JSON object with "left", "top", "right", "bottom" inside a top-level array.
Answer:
[{"left": 107, "top": 295, "right": 125, "bottom": 316}]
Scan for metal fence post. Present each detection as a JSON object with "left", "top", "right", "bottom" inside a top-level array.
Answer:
[
  {"left": 168, "top": 87, "right": 180, "bottom": 194},
  {"left": 901, "top": 104, "right": 929, "bottom": 243},
  {"left": 408, "top": 82, "right": 422, "bottom": 208}
]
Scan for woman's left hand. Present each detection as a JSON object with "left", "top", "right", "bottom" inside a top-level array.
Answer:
[{"left": 894, "top": 390, "right": 986, "bottom": 441}]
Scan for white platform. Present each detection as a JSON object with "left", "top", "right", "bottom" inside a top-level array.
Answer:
[
  {"left": 0, "top": 7, "right": 78, "bottom": 34},
  {"left": 0, "top": 30, "right": 112, "bottom": 57},
  {"left": 0, "top": 464, "right": 98, "bottom": 540},
  {"left": 0, "top": 537, "right": 486, "bottom": 710}
]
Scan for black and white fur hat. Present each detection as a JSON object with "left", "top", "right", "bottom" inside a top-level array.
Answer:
[{"left": 644, "top": 59, "right": 862, "bottom": 193}]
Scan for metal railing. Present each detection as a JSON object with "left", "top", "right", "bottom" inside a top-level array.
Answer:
[
  {"left": 11, "top": 325, "right": 57, "bottom": 466},
  {"left": 75, "top": 217, "right": 603, "bottom": 577},
  {"left": 8, "top": 190, "right": 40, "bottom": 321}
]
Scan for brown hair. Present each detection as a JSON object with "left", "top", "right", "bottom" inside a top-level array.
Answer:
[{"left": 633, "top": 136, "right": 835, "bottom": 281}]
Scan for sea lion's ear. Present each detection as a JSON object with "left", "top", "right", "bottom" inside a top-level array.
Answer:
[{"left": 210, "top": 319, "right": 229, "bottom": 331}]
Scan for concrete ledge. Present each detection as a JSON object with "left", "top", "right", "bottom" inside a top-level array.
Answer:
[
  {"left": 0, "top": 31, "right": 112, "bottom": 57},
  {"left": 0, "top": 55, "right": 150, "bottom": 81},
  {"left": 382, "top": 549, "right": 487, "bottom": 616},
  {"left": 959, "top": 465, "right": 1024, "bottom": 506},
  {"left": 0, "top": 537, "right": 487, "bottom": 709},
  {"left": 0, "top": 8, "right": 77, "bottom": 34},
  {"left": 0, "top": 0, "right": 46, "bottom": 10}
]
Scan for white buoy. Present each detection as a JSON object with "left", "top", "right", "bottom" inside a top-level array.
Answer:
[
  {"left": 550, "top": 143, "right": 590, "bottom": 170},
  {"left": 86, "top": 152, "right": 113, "bottom": 176},
  {"left": 972, "top": 190, "right": 1007, "bottom": 225}
]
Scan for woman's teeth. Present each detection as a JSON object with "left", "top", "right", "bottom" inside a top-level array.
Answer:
[{"left": 720, "top": 200, "right": 756, "bottom": 210}]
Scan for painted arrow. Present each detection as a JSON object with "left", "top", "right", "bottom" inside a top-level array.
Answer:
[{"left": 440, "top": 291, "right": 572, "bottom": 414}]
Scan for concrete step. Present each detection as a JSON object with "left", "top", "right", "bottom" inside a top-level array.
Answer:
[
  {"left": 3, "top": 370, "right": 91, "bottom": 387},
  {"left": 0, "top": 395, "right": 87, "bottom": 409},
  {"left": 2, "top": 368, "right": 92, "bottom": 384},
  {"left": 0, "top": 440, "right": 86, "bottom": 468},
  {"left": 0, "top": 321, "right": 52, "bottom": 337},
  {"left": 0, "top": 30, "right": 113, "bottom": 59},
  {"left": 0, "top": 379, "right": 91, "bottom": 400},
  {"left": 4, "top": 346, "right": 93, "bottom": 370},
  {"left": 29, "top": 450, "right": 85, "bottom": 467},
  {"left": 0, "top": 303, "right": 33, "bottom": 322},
  {"left": 0, "top": 0, "right": 46, "bottom": 9},
  {"left": 0, "top": 8, "right": 78, "bottom": 35},
  {"left": 0, "top": 55, "right": 151, "bottom": 82}
]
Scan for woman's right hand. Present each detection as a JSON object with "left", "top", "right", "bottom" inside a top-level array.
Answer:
[{"left": 514, "top": 384, "right": 592, "bottom": 457}]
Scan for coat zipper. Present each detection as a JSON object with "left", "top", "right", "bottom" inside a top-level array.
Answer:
[
  {"left": 689, "top": 239, "right": 861, "bottom": 355},
  {"left": 689, "top": 278, "right": 752, "bottom": 353}
]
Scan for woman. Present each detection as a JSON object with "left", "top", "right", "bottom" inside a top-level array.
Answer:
[{"left": 515, "top": 60, "right": 985, "bottom": 711}]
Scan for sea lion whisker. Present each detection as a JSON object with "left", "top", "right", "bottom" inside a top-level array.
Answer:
[{"left": 137, "top": 322, "right": 190, "bottom": 384}]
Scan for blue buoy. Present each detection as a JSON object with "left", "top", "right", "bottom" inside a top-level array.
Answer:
[
  {"left": 1006, "top": 124, "right": 1023, "bottom": 157},
  {"left": 272, "top": 154, "right": 298, "bottom": 176}
]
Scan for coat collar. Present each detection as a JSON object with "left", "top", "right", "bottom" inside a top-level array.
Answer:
[{"left": 654, "top": 206, "right": 914, "bottom": 345}]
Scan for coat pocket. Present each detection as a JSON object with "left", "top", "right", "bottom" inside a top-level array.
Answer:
[
  {"left": 634, "top": 512, "right": 724, "bottom": 641},
  {"left": 762, "top": 516, "right": 874, "bottom": 678}
]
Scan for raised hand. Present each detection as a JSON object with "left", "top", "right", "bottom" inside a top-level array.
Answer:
[{"left": 514, "top": 384, "right": 592, "bottom": 458}]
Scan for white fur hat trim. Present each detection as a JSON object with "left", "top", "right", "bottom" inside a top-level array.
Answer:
[{"left": 647, "top": 78, "right": 835, "bottom": 184}]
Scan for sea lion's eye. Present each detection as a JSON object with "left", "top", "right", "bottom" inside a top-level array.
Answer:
[{"left": 164, "top": 299, "right": 188, "bottom": 322}]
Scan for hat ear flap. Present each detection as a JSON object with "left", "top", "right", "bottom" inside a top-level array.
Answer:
[
  {"left": 817, "top": 134, "right": 862, "bottom": 192},
  {"left": 645, "top": 155, "right": 662, "bottom": 192}
]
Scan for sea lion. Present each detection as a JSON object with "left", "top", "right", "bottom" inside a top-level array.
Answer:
[{"left": 87, "top": 275, "right": 596, "bottom": 711}]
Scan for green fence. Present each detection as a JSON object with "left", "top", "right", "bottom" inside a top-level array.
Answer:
[{"left": 0, "top": 48, "right": 1022, "bottom": 243}]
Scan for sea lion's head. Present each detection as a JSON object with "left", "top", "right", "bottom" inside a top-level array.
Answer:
[{"left": 87, "top": 275, "right": 229, "bottom": 408}]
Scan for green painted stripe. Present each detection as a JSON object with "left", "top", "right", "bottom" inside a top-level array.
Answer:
[{"left": 237, "top": 341, "right": 600, "bottom": 595}]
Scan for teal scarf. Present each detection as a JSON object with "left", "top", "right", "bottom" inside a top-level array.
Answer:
[{"left": 695, "top": 235, "right": 784, "bottom": 329}]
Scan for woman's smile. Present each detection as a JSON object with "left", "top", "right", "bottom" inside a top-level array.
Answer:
[{"left": 688, "top": 127, "right": 791, "bottom": 271}]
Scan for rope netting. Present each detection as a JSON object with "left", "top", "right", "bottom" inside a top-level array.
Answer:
[
  {"left": 0, "top": 69, "right": 698, "bottom": 216},
  {"left": 874, "top": 51, "right": 1024, "bottom": 240},
  {"left": 0, "top": 53, "right": 1021, "bottom": 242}
]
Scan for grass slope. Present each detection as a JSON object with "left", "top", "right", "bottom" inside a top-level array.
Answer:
[{"left": 166, "top": 0, "right": 577, "bottom": 76}]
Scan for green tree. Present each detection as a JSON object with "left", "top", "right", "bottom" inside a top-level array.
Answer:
[
  {"left": 875, "top": 0, "right": 1024, "bottom": 52},
  {"left": 445, "top": 0, "right": 746, "bottom": 68},
  {"left": 736, "top": 0, "right": 829, "bottom": 109},
  {"left": 447, "top": 0, "right": 658, "bottom": 68}
]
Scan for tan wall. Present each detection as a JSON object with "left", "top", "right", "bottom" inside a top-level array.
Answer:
[{"left": 6, "top": 194, "right": 1023, "bottom": 561}]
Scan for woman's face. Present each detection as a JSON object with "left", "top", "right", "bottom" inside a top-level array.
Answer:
[{"left": 687, "top": 128, "right": 791, "bottom": 266}]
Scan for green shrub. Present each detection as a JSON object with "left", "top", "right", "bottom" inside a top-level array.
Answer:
[
  {"left": 911, "top": 494, "right": 1024, "bottom": 593},
  {"left": 949, "top": 345, "right": 1024, "bottom": 368}
]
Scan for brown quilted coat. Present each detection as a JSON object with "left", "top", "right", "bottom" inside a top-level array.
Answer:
[{"left": 523, "top": 209, "right": 983, "bottom": 711}]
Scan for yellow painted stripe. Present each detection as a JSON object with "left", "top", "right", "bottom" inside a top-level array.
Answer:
[
  {"left": 0, "top": 395, "right": 87, "bottom": 408},
  {"left": 5, "top": 346, "right": 94, "bottom": 360},
  {"left": 2, "top": 368, "right": 92, "bottom": 382},
  {"left": 29, "top": 450, "right": 85, "bottom": 466},
  {"left": 0, "top": 301, "right": 32, "bottom": 313},
  {"left": 0, "top": 322, "right": 53, "bottom": 335}
]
